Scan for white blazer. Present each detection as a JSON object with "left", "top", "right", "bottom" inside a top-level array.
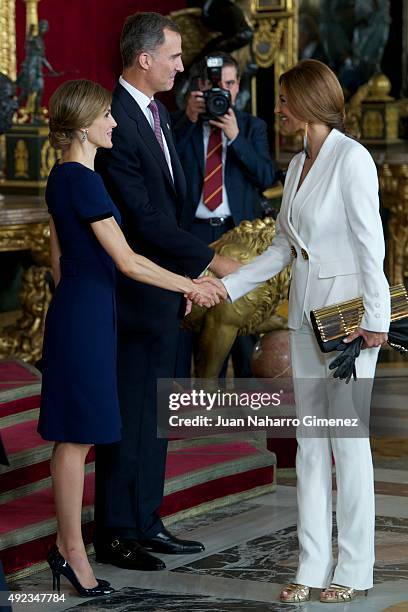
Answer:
[{"left": 223, "top": 129, "right": 391, "bottom": 332}]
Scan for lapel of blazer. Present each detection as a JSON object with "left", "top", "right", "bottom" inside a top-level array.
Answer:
[
  {"left": 292, "top": 129, "right": 343, "bottom": 221},
  {"left": 114, "top": 84, "right": 176, "bottom": 195},
  {"left": 281, "top": 129, "right": 344, "bottom": 247},
  {"left": 276, "top": 152, "right": 308, "bottom": 250}
]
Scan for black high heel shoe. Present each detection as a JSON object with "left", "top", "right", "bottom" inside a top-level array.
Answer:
[{"left": 47, "top": 545, "right": 115, "bottom": 598}]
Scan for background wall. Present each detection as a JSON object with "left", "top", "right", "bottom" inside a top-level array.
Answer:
[{"left": 15, "top": 0, "right": 187, "bottom": 106}]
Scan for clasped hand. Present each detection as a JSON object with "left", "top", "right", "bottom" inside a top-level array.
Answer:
[
  {"left": 185, "top": 277, "right": 228, "bottom": 310},
  {"left": 344, "top": 326, "right": 388, "bottom": 348}
]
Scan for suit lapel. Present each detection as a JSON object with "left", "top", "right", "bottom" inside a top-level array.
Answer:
[
  {"left": 114, "top": 85, "right": 176, "bottom": 194},
  {"left": 158, "top": 105, "right": 186, "bottom": 198},
  {"left": 292, "top": 129, "right": 343, "bottom": 220}
]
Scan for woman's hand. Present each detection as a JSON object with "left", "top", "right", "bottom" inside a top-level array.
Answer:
[
  {"left": 186, "top": 278, "right": 227, "bottom": 308},
  {"left": 344, "top": 327, "right": 388, "bottom": 348},
  {"left": 193, "top": 277, "right": 228, "bottom": 298}
]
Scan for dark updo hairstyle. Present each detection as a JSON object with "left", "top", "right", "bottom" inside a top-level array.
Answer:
[
  {"left": 279, "top": 59, "right": 345, "bottom": 132},
  {"left": 48, "top": 79, "right": 112, "bottom": 149}
]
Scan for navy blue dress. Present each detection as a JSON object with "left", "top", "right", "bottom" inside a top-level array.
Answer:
[{"left": 38, "top": 162, "right": 122, "bottom": 444}]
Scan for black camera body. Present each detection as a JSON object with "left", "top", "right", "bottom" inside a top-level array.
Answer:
[{"left": 202, "top": 56, "right": 231, "bottom": 119}]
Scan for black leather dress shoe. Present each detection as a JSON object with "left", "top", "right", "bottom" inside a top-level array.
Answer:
[
  {"left": 95, "top": 539, "right": 166, "bottom": 571},
  {"left": 140, "top": 528, "right": 205, "bottom": 554}
]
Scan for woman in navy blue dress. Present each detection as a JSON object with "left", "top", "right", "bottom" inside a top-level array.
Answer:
[{"left": 39, "top": 80, "right": 221, "bottom": 598}]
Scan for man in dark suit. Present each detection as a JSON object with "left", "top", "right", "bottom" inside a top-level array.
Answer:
[
  {"left": 94, "top": 12, "right": 232, "bottom": 571},
  {"left": 173, "top": 52, "right": 277, "bottom": 377}
]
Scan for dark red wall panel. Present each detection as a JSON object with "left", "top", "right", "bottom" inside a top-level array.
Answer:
[{"left": 15, "top": 0, "right": 186, "bottom": 106}]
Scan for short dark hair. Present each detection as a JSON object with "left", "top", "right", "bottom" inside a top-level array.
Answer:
[
  {"left": 120, "top": 12, "right": 180, "bottom": 69},
  {"left": 193, "top": 51, "right": 240, "bottom": 82}
]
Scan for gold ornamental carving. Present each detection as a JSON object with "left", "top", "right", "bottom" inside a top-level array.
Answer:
[
  {"left": 362, "top": 110, "right": 384, "bottom": 139},
  {"left": 14, "top": 140, "right": 29, "bottom": 178},
  {"left": 184, "top": 217, "right": 289, "bottom": 378},
  {"left": 0, "top": 213, "right": 51, "bottom": 364},
  {"left": 23, "top": 0, "right": 41, "bottom": 34},
  {"left": 379, "top": 163, "right": 408, "bottom": 286},
  {"left": 169, "top": 8, "right": 219, "bottom": 69},
  {"left": 0, "top": 264, "right": 51, "bottom": 364},
  {"left": 40, "top": 139, "right": 57, "bottom": 178},
  {"left": 252, "top": 19, "right": 285, "bottom": 68},
  {"left": 358, "top": 74, "right": 400, "bottom": 144},
  {"left": 0, "top": 0, "right": 17, "bottom": 80}
]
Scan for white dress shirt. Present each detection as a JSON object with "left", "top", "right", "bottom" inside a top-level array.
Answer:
[
  {"left": 195, "top": 122, "right": 232, "bottom": 219},
  {"left": 119, "top": 76, "right": 174, "bottom": 181}
]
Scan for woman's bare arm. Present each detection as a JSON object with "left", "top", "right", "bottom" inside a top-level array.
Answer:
[
  {"left": 91, "top": 216, "right": 223, "bottom": 305},
  {"left": 49, "top": 217, "right": 61, "bottom": 287}
]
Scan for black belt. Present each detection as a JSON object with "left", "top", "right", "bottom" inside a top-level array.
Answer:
[{"left": 194, "top": 216, "right": 233, "bottom": 227}]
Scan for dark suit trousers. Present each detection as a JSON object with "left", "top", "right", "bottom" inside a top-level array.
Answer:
[
  {"left": 175, "top": 219, "right": 255, "bottom": 379},
  {"left": 94, "top": 321, "right": 179, "bottom": 542}
]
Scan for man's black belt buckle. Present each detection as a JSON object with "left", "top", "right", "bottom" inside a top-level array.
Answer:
[
  {"left": 211, "top": 217, "right": 229, "bottom": 226},
  {"left": 195, "top": 216, "right": 232, "bottom": 227}
]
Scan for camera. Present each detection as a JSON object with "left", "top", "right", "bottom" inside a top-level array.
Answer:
[{"left": 202, "top": 56, "right": 231, "bottom": 119}]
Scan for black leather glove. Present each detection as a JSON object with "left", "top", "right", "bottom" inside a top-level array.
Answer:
[{"left": 328, "top": 337, "right": 364, "bottom": 384}]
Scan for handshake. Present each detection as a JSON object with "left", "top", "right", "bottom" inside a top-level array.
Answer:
[
  {"left": 183, "top": 253, "right": 241, "bottom": 313},
  {"left": 186, "top": 276, "right": 228, "bottom": 309}
]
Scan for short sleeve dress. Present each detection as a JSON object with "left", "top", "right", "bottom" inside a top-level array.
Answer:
[{"left": 38, "top": 162, "right": 122, "bottom": 444}]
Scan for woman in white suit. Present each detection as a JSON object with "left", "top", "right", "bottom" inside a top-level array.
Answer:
[{"left": 213, "top": 60, "right": 390, "bottom": 603}]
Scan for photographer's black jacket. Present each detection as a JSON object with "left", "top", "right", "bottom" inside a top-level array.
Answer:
[{"left": 172, "top": 109, "right": 277, "bottom": 228}]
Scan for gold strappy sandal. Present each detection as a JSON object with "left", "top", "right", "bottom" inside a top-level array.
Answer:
[
  {"left": 320, "top": 583, "right": 368, "bottom": 603},
  {"left": 280, "top": 583, "right": 311, "bottom": 603}
]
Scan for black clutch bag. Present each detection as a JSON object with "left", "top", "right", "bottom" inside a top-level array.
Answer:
[{"left": 310, "top": 284, "right": 408, "bottom": 382}]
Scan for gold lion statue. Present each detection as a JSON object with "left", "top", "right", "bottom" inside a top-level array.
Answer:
[{"left": 184, "top": 217, "right": 290, "bottom": 377}]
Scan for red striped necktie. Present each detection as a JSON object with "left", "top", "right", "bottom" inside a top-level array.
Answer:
[
  {"left": 203, "top": 127, "right": 223, "bottom": 211},
  {"left": 148, "top": 100, "right": 165, "bottom": 153}
]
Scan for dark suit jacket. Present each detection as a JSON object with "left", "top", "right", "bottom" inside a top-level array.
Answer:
[
  {"left": 95, "top": 84, "right": 213, "bottom": 336},
  {"left": 172, "top": 110, "right": 277, "bottom": 228}
]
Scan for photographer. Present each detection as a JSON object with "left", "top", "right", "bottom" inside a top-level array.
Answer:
[{"left": 173, "top": 52, "right": 277, "bottom": 377}]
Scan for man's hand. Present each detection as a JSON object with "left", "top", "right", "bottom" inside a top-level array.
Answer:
[
  {"left": 184, "top": 298, "right": 193, "bottom": 316},
  {"left": 209, "top": 253, "right": 241, "bottom": 278},
  {"left": 186, "top": 91, "right": 206, "bottom": 123},
  {"left": 343, "top": 327, "right": 388, "bottom": 349},
  {"left": 209, "top": 108, "right": 239, "bottom": 141}
]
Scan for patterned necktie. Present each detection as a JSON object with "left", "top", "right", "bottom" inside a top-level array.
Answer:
[
  {"left": 148, "top": 100, "right": 165, "bottom": 153},
  {"left": 203, "top": 127, "right": 223, "bottom": 211}
]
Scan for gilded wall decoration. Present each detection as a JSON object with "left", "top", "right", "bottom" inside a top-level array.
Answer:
[
  {"left": 252, "top": 19, "right": 285, "bottom": 68},
  {"left": 0, "top": 0, "right": 16, "bottom": 80},
  {"left": 379, "top": 163, "right": 408, "bottom": 286},
  {"left": 14, "top": 140, "right": 29, "bottom": 178},
  {"left": 40, "top": 139, "right": 56, "bottom": 179}
]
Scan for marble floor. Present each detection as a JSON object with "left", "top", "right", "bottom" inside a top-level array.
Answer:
[
  {"left": 6, "top": 361, "right": 408, "bottom": 612},
  {"left": 6, "top": 467, "right": 408, "bottom": 612}
]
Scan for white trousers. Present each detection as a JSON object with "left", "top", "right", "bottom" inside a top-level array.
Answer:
[{"left": 290, "top": 321, "right": 379, "bottom": 590}]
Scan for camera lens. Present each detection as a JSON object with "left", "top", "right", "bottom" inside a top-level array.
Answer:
[{"left": 207, "top": 92, "right": 230, "bottom": 117}]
